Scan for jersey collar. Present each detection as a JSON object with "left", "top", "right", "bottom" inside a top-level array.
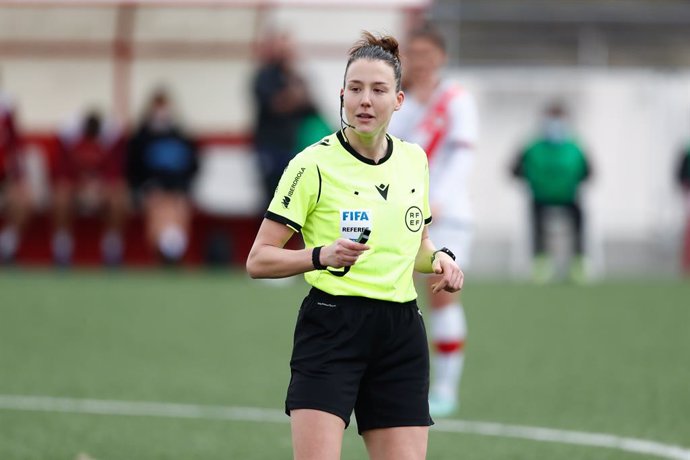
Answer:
[{"left": 337, "top": 130, "right": 393, "bottom": 166}]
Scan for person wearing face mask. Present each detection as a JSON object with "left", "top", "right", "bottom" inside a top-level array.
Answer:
[
  {"left": 251, "top": 30, "right": 312, "bottom": 208},
  {"left": 512, "top": 103, "right": 592, "bottom": 283},
  {"left": 52, "top": 109, "right": 129, "bottom": 266},
  {"left": 126, "top": 89, "right": 199, "bottom": 264}
]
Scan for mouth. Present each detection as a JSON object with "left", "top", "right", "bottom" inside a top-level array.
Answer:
[{"left": 356, "top": 113, "right": 375, "bottom": 121}]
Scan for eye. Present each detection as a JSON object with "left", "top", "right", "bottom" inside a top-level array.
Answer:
[{"left": 349, "top": 86, "right": 361, "bottom": 93}]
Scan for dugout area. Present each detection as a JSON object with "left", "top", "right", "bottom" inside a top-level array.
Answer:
[{"left": 0, "top": 0, "right": 425, "bottom": 266}]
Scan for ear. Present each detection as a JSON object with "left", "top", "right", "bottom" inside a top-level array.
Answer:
[
  {"left": 340, "top": 89, "right": 344, "bottom": 101},
  {"left": 394, "top": 90, "right": 405, "bottom": 111}
]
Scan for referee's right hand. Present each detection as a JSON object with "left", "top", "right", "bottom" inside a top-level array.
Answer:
[{"left": 320, "top": 238, "right": 370, "bottom": 269}]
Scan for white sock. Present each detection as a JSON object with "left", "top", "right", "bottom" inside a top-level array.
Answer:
[
  {"left": 52, "top": 230, "right": 74, "bottom": 264},
  {"left": 0, "top": 226, "right": 20, "bottom": 259},
  {"left": 158, "top": 225, "right": 188, "bottom": 261},
  {"left": 101, "top": 230, "right": 124, "bottom": 264},
  {"left": 430, "top": 303, "right": 467, "bottom": 402}
]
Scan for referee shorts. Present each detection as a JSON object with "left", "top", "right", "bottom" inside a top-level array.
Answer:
[{"left": 285, "top": 287, "right": 433, "bottom": 434}]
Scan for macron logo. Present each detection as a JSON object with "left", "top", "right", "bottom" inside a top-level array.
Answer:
[{"left": 375, "top": 183, "right": 389, "bottom": 200}]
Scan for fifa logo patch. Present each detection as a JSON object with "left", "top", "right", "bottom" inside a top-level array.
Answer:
[{"left": 340, "top": 209, "right": 372, "bottom": 241}]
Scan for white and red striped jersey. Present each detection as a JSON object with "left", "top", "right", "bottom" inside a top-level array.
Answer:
[{"left": 388, "top": 81, "right": 478, "bottom": 224}]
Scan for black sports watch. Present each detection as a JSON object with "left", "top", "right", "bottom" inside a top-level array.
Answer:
[{"left": 432, "top": 247, "right": 456, "bottom": 262}]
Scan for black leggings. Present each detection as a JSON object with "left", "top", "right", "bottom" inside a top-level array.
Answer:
[{"left": 531, "top": 201, "right": 584, "bottom": 256}]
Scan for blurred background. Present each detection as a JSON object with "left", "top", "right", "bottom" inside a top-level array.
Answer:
[
  {"left": 1, "top": 2, "right": 689, "bottom": 460},
  {"left": 0, "top": 0, "right": 689, "bottom": 276}
]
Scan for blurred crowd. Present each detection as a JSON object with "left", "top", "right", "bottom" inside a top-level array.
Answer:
[
  {"left": 1, "top": 27, "right": 690, "bottom": 276},
  {"left": 0, "top": 86, "right": 200, "bottom": 266},
  {"left": 0, "top": 30, "right": 331, "bottom": 268}
]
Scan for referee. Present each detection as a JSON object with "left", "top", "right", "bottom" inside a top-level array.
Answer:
[{"left": 247, "top": 31, "right": 463, "bottom": 460}]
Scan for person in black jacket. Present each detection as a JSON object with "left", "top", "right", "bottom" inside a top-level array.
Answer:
[
  {"left": 127, "top": 88, "right": 198, "bottom": 264},
  {"left": 677, "top": 143, "right": 690, "bottom": 274},
  {"left": 252, "top": 31, "right": 311, "bottom": 206}
]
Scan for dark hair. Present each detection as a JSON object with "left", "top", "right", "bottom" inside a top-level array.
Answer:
[
  {"left": 83, "top": 110, "right": 102, "bottom": 138},
  {"left": 408, "top": 23, "right": 446, "bottom": 53},
  {"left": 546, "top": 102, "right": 567, "bottom": 118},
  {"left": 344, "top": 31, "right": 402, "bottom": 91}
]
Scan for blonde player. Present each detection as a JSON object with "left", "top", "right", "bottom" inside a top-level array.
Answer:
[{"left": 389, "top": 24, "right": 479, "bottom": 417}]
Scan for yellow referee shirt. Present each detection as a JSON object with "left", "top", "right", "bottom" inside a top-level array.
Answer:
[{"left": 266, "top": 131, "right": 432, "bottom": 302}]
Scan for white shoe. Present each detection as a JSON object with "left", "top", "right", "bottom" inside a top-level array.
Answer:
[{"left": 429, "top": 392, "right": 458, "bottom": 418}]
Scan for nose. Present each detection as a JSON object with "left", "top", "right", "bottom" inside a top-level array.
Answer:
[{"left": 360, "top": 90, "right": 372, "bottom": 107}]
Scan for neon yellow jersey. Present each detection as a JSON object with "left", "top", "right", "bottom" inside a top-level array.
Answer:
[{"left": 266, "top": 131, "right": 432, "bottom": 302}]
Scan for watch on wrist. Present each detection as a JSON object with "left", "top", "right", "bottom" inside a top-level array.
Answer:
[{"left": 432, "top": 247, "right": 456, "bottom": 262}]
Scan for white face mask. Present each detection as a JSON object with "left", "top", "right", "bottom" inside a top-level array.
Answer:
[
  {"left": 150, "top": 107, "right": 173, "bottom": 132},
  {"left": 544, "top": 117, "right": 568, "bottom": 142}
]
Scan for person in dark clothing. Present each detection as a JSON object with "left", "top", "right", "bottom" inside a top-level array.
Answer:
[
  {"left": 512, "top": 103, "right": 591, "bottom": 283},
  {"left": 127, "top": 89, "right": 199, "bottom": 264},
  {"left": 252, "top": 31, "right": 311, "bottom": 205},
  {"left": 677, "top": 143, "right": 690, "bottom": 274}
]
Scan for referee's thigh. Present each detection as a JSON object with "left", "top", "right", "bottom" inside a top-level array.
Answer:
[
  {"left": 354, "top": 304, "right": 432, "bottom": 434},
  {"left": 286, "top": 294, "right": 371, "bottom": 427}
]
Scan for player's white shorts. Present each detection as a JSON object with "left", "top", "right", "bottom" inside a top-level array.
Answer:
[{"left": 429, "top": 220, "right": 473, "bottom": 269}]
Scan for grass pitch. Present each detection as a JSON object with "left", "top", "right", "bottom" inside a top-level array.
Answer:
[{"left": 0, "top": 269, "right": 688, "bottom": 459}]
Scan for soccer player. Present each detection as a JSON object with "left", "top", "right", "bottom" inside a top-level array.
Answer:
[
  {"left": 247, "top": 32, "right": 463, "bottom": 460},
  {"left": 0, "top": 85, "right": 31, "bottom": 264},
  {"left": 388, "top": 24, "right": 478, "bottom": 417},
  {"left": 127, "top": 89, "right": 199, "bottom": 264},
  {"left": 511, "top": 103, "right": 591, "bottom": 283},
  {"left": 52, "top": 109, "right": 129, "bottom": 266}
]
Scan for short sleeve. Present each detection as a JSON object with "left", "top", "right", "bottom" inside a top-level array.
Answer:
[
  {"left": 265, "top": 153, "right": 318, "bottom": 232},
  {"left": 423, "top": 154, "right": 433, "bottom": 225}
]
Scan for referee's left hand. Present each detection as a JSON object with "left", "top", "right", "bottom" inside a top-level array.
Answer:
[{"left": 431, "top": 253, "right": 464, "bottom": 293}]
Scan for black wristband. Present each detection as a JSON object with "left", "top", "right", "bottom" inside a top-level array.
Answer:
[
  {"left": 312, "top": 246, "right": 327, "bottom": 270},
  {"left": 432, "top": 247, "right": 456, "bottom": 262}
]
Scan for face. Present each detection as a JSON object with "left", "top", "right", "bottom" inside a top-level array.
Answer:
[
  {"left": 342, "top": 58, "right": 403, "bottom": 136},
  {"left": 405, "top": 37, "right": 446, "bottom": 84}
]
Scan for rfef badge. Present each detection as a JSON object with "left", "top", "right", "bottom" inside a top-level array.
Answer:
[{"left": 340, "top": 209, "right": 372, "bottom": 241}]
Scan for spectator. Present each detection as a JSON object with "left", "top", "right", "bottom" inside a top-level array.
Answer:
[
  {"left": 677, "top": 140, "right": 690, "bottom": 274},
  {"left": 252, "top": 30, "right": 312, "bottom": 206},
  {"left": 52, "top": 109, "right": 128, "bottom": 266},
  {"left": 512, "top": 103, "right": 591, "bottom": 283},
  {"left": 388, "top": 23, "right": 478, "bottom": 417},
  {"left": 127, "top": 89, "right": 199, "bottom": 264},
  {"left": 0, "top": 84, "right": 32, "bottom": 264}
]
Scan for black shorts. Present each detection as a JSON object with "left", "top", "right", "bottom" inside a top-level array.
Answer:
[{"left": 285, "top": 287, "right": 433, "bottom": 434}]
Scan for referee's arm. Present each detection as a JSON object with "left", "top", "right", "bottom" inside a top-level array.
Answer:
[
  {"left": 246, "top": 219, "right": 313, "bottom": 279},
  {"left": 414, "top": 226, "right": 438, "bottom": 274},
  {"left": 415, "top": 226, "right": 464, "bottom": 293},
  {"left": 246, "top": 219, "right": 369, "bottom": 279}
]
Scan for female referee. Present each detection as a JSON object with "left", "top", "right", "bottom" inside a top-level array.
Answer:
[{"left": 246, "top": 31, "right": 463, "bottom": 460}]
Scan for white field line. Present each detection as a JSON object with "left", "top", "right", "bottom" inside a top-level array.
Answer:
[{"left": 0, "top": 394, "right": 688, "bottom": 460}]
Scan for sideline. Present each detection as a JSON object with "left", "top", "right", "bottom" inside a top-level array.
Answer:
[{"left": 0, "top": 394, "right": 688, "bottom": 460}]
